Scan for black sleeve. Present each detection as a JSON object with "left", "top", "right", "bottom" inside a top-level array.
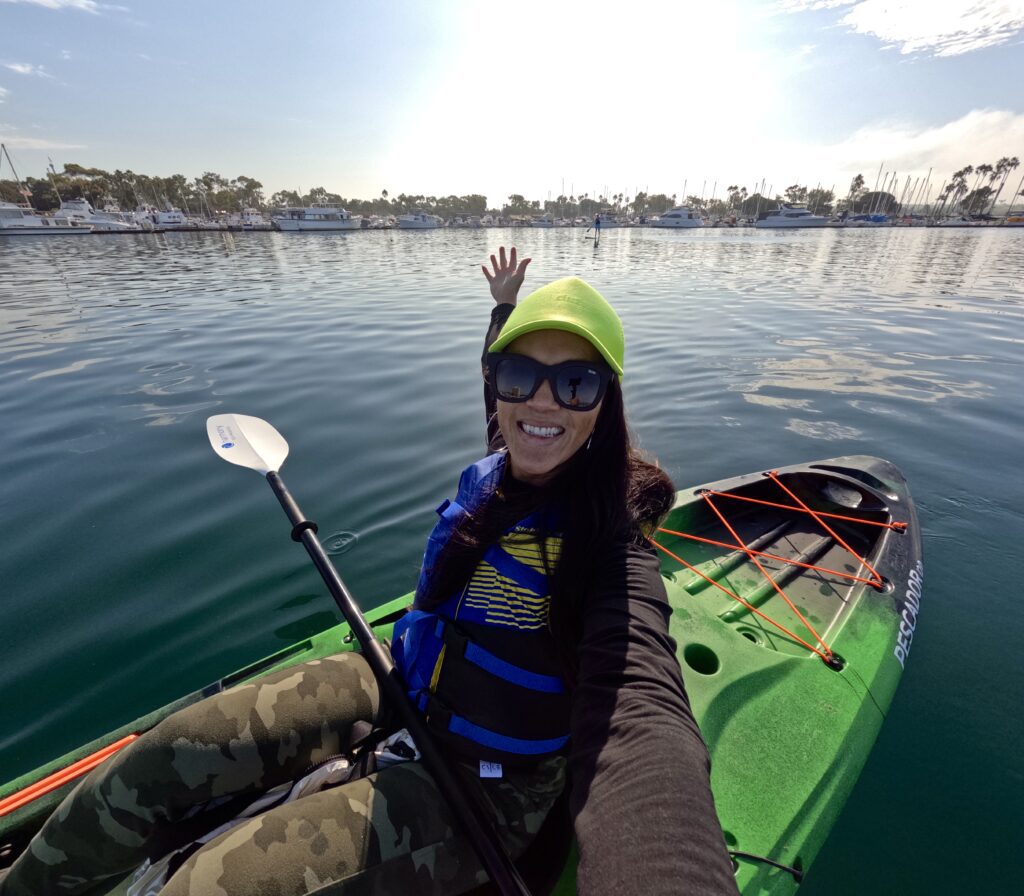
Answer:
[
  {"left": 569, "top": 540, "right": 739, "bottom": 895},
  {"left": 482, "top": 303, "right": 515, "bottom": 454}
]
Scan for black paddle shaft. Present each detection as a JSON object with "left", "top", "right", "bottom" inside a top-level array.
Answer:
[{"left": 265, "top": 471, "right": 533, "bottom": 896}]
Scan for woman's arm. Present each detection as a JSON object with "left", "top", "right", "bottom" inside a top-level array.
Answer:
[
  {"left": 569, "top": 541, "right": 739, "bottom": 895},
  {"left": 480, "top": 246, "right": 531, "bottom": 453}
]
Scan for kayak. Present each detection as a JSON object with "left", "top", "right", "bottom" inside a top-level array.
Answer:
[{"left": 0, "top": 454, "right": 922, "bottom": 895}]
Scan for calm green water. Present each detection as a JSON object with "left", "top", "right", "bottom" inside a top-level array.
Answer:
[{"left": 1, "top": 227, "right": 1021, "bottom": 892}]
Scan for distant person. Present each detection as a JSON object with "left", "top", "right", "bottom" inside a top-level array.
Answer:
[{"left": 594, "top": 213, "right": 601, "bottom": 233}]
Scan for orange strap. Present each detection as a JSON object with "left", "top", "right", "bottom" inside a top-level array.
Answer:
[
  {"left": 656, "top": 527, "right": 881, "bottom": 588},
  {"left": 701, "top": 488, "right": 907, "bottom": 532},
  {"left": 651, "top": 471, "right": 909, "bottom": 665},
  {"left": 699, "top": 491, "right": 834, "bottom": 659},
  {"left": 648, "top": 536, "right": 834, "bottom": 661},
  {"left": 766, "top": 471, "right": 885, "bottom": 588},
  {"left": 0, "top": 734, "right": 139, "bottom": 818}
]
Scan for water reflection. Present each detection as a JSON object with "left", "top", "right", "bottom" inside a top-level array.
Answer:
[{"left": 739, "top": 348, "right": 990, "bottom": 404}]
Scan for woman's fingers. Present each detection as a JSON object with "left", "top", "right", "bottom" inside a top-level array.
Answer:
[
  {"left": 482, "top": 265, "right": 493, "bottom": 283},
  {"left": 499, "top": 246, "right": 507, "bottom": 270}
]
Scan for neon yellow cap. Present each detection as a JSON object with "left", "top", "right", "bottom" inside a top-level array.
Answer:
[{"left": 487, "top": 277, "right": 624, "bottom": 376}]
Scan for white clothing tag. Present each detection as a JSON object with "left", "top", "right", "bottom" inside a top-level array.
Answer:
[{"left": 479, "top": 760, "right": 503, "bottom": 779}]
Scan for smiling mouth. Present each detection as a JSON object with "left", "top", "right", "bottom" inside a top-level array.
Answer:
[{"left": 519, "top": 422, "right": 564, "bottom": 439}]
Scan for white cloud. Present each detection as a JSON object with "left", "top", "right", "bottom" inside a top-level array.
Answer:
[
  {"left": 751, "top": 108, "right": 1024, "bottom": 199},
  {"left": 780, "top": 0, "right": 1024, "bottom": 57},
  {"left": 0, "top": 134, "right": 85, "bottom": 150},
  {"left": 0, "top": 0, "right": 102, "bottom": 12},
  {"left": 4, "top": 62, "right": 55, "bottom": 78},
  {"left": 775, "top": 1, "right": 856, "bottom": 10},
  {"left": 0, "top": 86, "right": 8, "bottom": 102},
  {"left": 60, "top": 49, "right": 72, "bottom": 60}
]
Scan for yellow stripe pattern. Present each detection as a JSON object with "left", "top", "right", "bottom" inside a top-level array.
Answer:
[{"left": 461, "top": 531, "right": 562, "bottom": 631}]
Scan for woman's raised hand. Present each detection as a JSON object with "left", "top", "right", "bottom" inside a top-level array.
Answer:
[{"left": 482, "top": 246, "right": 531, "bottom": 306}]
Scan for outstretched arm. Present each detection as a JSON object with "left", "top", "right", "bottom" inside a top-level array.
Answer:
[{"left": 480, "top": 246, "right": 531, "bottom": 452}]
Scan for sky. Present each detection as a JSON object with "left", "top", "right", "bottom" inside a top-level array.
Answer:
[{"left": 1, "top": 0, "right": 1023, "bottom": 206}]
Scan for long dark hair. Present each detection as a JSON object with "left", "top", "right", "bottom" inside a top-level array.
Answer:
[{"left": 421, "top": 378, "right": 675, "bottom": 677}]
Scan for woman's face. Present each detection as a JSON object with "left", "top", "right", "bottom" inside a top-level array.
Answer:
[{"left": 497, "top": 329, "right": 604, "bottom": 486}]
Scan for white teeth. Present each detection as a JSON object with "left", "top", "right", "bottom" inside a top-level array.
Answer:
[{"left": 521, "top": 423, "right": 563, "bottom": 438}]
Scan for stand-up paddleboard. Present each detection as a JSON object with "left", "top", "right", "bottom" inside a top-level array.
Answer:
[{"left": 0, "top": 455, "right": 922, "bottom": 895}]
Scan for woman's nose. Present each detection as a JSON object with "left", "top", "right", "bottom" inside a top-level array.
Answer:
[{"left": 527, "top": 377, "right": 559, "bottom": 409}]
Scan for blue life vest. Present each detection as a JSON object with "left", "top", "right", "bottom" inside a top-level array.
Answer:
[{"left": 391, "top": 453, "right": 571, "bottom": 765}]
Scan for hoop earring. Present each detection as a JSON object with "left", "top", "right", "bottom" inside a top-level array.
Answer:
[{"left": 586, "top": 433, "right": 594, "bottom": 451}]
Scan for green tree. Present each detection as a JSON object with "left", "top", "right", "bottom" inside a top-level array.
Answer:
[
  {"left": 962, "top": 186, "right": 994, "bottom": 215},
  {"left": 985, "top": 156, "right": 1020, "bottom": 215},
  {"left": 857, "top": 191, "right": 897, "bottom": 214},
  {"left": 806, "top": 187, "right": 834, "bottom": 215},
  {"left": 784, "top": 184, "right": 808, "bottom": 205},
  {"left": 269, "top": 190, "right": 301, "bottom": 207}
]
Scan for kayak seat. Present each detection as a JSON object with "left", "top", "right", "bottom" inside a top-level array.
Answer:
[{"left": 464, "top": 784, "right": 573, "bottom": 896}]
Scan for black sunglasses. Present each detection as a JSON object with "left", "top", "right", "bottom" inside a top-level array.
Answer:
[{"left": 487, "top": 353, "right": 613, "bottom": 411}]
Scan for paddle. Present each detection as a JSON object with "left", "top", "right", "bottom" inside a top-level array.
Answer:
[{"left": 206, "top": 413, "right": 533, "bottom": 896}]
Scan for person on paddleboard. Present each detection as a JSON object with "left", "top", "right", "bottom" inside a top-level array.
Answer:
[{"left": 1, "top": 248, "right": 737, "bottom": 896}]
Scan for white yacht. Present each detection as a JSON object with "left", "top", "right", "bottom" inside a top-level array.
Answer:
[
  {"left": 396, "top": 212, "right": 443, "bottom": 229},
  {"left": 0, "top": 201, "right": 92, "bottom": 235},
  {"left": 131, "top": 205, "right": 194, "bottom": 231},
  {"left": 934, "top": 215, "right": 984, "bottom": 227},
  {"left": 59, "top": 198, "right": 141, "bottom": 232},
  {"left": 272, "top": 204, "right": 362, "bottom": 231},
  {"left": 226, "top": 208, "right": 271, "bottom": 231},
  {"left": 755, "top": 206, "right": 829, "bottom": 228},
  {"left": 650, "top": 207, "right": 704, "bottom": 229},
  {"left": 531, "top": 214, "right": 555, "bottom": 228}
]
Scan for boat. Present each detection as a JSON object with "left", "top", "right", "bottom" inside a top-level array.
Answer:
[
  {"left": 0, "top": 200, "right": 93, "bottom": 235},
  {"left": 58, "top": 198, "right": 142, "bottom": 233},
  {"left": 650, "top": 206, "right": 705, "bottom": 228},
  {"left": 0, "top": 454, "right": 921, "bottom": 895},
  {"left": 396, "top": 212, "right": 444, "bottom": 229},
  {"left": 225, "top": 208, "right": 272, "bottom": 231},
  {"left": 1004, "top": 211, "right": 1024, "bottom": 227},
  {"left": 755, "top": 206, "right": 829, "bottom": 229},
  {"left": 131, "top": 205, "right": 196, "bottom": 231},
  {"left": 842, "top": 213, "right": 889, "bottom": 228},
  {"left": 272, "top": 204, "right": 362, "bottom": 232},
  {"left": 933, "top": 215, "right": 985, "bottom": 227},
  {"left": 531, "top": 214, "right": 555, "bottom": 228}
]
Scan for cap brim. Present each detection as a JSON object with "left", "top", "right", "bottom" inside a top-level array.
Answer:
[{"left": 488, "top": 319, "right": 624, "bottom": 377}]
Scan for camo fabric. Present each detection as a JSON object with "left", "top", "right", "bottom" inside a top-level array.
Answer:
[
  {"left": 1, "top": 651, "right": 563, "bottom": 895},
  {"left": 158, "top": 756, "right": 564, "bottom": 896}
]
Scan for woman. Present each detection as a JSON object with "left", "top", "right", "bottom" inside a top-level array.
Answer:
[{"left": 1, "top": 248, "right": 737, "bottom": 896}]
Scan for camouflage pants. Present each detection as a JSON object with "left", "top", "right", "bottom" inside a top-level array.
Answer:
[{"left": 2, "top": 652, "right": 565, "bottom": 896}]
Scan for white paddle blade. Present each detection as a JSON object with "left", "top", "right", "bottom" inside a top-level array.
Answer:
[{"left": 207, "top": 414, "right": 289, "bottom": 474}]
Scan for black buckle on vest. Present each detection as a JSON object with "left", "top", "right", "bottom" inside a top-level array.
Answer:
[
  {"left": 441, "top": 623, "right": 469, "bottom": 658},
  {"left": 423, "top": 694, "right": 453, "bottom": 732}
]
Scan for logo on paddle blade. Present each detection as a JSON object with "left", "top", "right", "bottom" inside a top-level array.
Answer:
[{"left": 221, "top": 442, "right": 234, "bottom": 449}]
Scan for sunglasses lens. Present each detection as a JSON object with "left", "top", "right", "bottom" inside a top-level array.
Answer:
[
  {"left": 494, "top": 356, "right": 539, "bottom": 401},
  {"left": 554, "top": 365, "right": 604, "bottom": 409}
]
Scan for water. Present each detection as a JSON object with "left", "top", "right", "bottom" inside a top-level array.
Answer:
[{"left": 1, "top": 227, "right": 1022, "bottom": 892}]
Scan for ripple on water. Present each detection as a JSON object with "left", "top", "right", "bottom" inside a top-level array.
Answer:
[
  {"left": 324, "top": 530, "right": 360, "bottom": 555},
  {"left": 786, "top": 419, "right": 864, "bottom": 441}
]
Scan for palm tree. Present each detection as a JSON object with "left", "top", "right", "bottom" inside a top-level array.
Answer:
[{"left": 985, "top": 156, "right": 1020, "bottom": 216}]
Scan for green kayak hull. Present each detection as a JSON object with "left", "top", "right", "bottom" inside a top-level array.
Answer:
[{"left": 0, "top": 455, "right": 922, "bottom": 894}]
